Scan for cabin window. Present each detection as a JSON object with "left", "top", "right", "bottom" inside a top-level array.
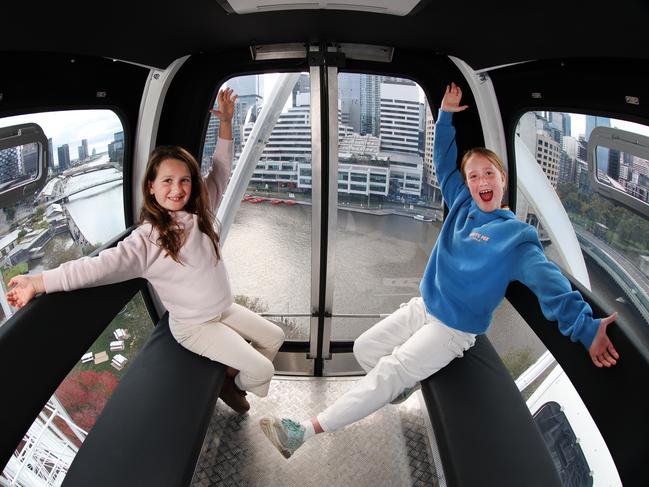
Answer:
[
  {"left": 331, "top": 73, "right": 433, "bottom": 341},
  {"left": 514, "top": 111, "right": 649, "bottom": 338},
  {"left": 200, "top": 72, "right": 553, "bottom": 379},
  {"left": 203, "top": 74, "right": 312, "bottom": 342},
  {"left": 0, "top": 110, "right": 154, "bottom": 476}
]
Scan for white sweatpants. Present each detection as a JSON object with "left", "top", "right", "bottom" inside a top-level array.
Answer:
[
  {"left": 169, "top": 303, "right": 285, "bottom": 397},
  {"left": 318, "top": 297, "right": 476, "bottom": 432}
]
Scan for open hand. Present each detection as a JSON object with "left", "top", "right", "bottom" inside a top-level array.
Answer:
[
  {"left": 6, "top": 274, "right": 42, "bottom": 309},
  {"left": 210, "top": 87, "right": 237, "bottom": 123},
  {"left": 441, "top": 82, "right": 469, "bottom": 113},
  {"left": 589, "top": 312, "right": 620, "bottom": 367}
]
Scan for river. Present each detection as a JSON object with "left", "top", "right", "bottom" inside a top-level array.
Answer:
[{"left": 54, "top": 184, "right": 646, "bottom": 362}]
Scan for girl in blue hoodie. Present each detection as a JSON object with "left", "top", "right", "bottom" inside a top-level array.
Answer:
[{"left": 260, "top": 82, "right": 619, "bottom": 459}]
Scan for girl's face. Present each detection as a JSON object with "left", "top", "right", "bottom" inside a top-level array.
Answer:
[
  {"left": 463, "top": 154, "right": 507, "bottom": 213},
  {"left": 148, "top": 158, "right": 192, "bottom": 212}
]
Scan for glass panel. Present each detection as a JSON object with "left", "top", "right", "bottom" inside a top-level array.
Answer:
[
  {"left": 332, "top": 74, "right": 437, "bottom": 340},
  {"left": 207, "top": 74, "right": 312, "bottom": 341},
  {"left": 515, "top": 111, "right": 649, "bottom": 331},
  {"left": 511, "top": 109, "right": 649, "bottom": 396},
  {"left": 0, "top": 110, "right": 156, "bottom": 484}
]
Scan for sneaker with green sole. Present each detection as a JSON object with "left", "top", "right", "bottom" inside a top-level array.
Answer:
[{"left": 259, "top": 416, "right": 305, "bottom": 459}]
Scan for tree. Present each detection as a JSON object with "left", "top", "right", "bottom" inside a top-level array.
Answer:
[
  {"left": 4, "top": 206, "right": 15, "bottom": 222},
  {"left": 34, "top": 205, "right": 45, "bottom": 220},
  {"left": 617, "top": 218, "right": 635, "bottom": 244},
  {"left": 42, "top": 238, "right": 83, "bottom": 269},
  {"left": 55, "top": 370, "right": 119, "bottom": 431},
  {"left": 234, "top": 294, "right": 305, "bottom": 339},
  {"left": 3, "top": 262, "right": 28, "bottom": 286},
  {"left": 234, "top": 294, "right": 269, "bottom": 313}
]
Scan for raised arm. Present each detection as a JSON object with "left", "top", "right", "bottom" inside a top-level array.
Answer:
[
  {"left": 441, "top": 82, "right": 469, "bottom": 114},
  {"left": 206, "top": 88, "right": 237, "bottom": 211},
  {"left": 434, "top": 83, "right": 470, "bottom": 206},
  {"left": 210, "top": 87, "right": 237, "bottom": 141}
]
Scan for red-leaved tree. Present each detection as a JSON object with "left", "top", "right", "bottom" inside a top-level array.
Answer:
[{"left": 55, "top": 370, "right": 119, "bottom": 432}]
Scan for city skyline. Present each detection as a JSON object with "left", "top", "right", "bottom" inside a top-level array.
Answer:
[{"left": 0, "top": 110, "right": 121, "bottom": 167}]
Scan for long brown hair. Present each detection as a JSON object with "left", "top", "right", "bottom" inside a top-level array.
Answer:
[{"left": 139, "top": 145, "right": 220, "bottom": 264}]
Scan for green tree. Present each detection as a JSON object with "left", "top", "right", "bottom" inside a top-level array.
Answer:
[
  {"left": 4, "top": 206, "right": 15, "bottom": 222},
  {"left": 234, "top": 294, "right": 305, "bottom": 339},
  {"left": 42, "top": 238, "right": 83, "bottom": 270},
  {"left": 234, "top": 294, "right": 269, "bottom": 313},
  {"left": 617, "top": 218, "right": 635, "bottom": 244},
  {"left": 562, "top": 191, "right": 582, "bottom": 214},
  {"left": 502, "top": 347, "right": 533, "bottom": 380},
  {"left": 3, "top": 262, "right": 29, "bottom": 286}
]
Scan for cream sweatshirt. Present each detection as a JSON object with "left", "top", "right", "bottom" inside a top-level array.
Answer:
[{"left": 43, "top": 138, "right": 234, "bottom": 325}]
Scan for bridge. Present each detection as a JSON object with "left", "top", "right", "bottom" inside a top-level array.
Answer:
[
  {"left": 49, "top": 174, "right": 123, "bottom": 205},
  {"left": 575, "top": 226, "right": 649, "bottom": 324}
]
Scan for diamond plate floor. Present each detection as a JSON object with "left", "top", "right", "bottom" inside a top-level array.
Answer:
[{"left": 191, "top": 377, "right": 440, "bottom": 487}]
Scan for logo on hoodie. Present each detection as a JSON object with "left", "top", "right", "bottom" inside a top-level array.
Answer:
[{"left": 469, "top": 232, "right": 490, "bottom": 242}]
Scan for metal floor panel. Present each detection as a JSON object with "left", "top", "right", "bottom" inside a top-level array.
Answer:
[{"left": 191, "top": 376, "right": 439, "bottom": 487}]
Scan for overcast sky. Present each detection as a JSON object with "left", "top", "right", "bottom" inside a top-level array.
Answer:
[{"left": 0, "top": 110, "right": 122, "bottom": 166}]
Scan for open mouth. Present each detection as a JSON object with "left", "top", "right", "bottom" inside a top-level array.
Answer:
[{"left": 479, "top": 190, "right": 493, "bottom": 202}]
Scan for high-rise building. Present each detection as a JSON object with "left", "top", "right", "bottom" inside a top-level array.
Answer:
[
  {"left": 585, "top": 115, "right": 610, "bottom": 140},
  {"left": 47, "top": 138, "right": 54, "bottom": 173},
  {"left": 108, "top": 132, "right": 124, "bottom": 166},
  {"left": 360, "top": 74, "right": 381, "bottom": 136},
  {"left": 560, "top": 135, "right": 579, "bottom": 186},
  {"left": 0, "top": 146, "right": 20, "bottom": 184},
  {"left": 203, "top": 75, "right": 265, "bottom": 166},
  {"left": 291, "top": 74, "right": 309, "bottom": 107},
  {"left": 57, "top": 144, "right": 70, "bottom": 171},
  {"left": 423, "top": 102, "right": 440, "bottom": 201},
  {"left": 562, "top": 113, "right": 571, "bottom": 137},
  {"left": 77, "top": 139, "right": 89, "bottom": 161},
  {"left": 608, "top": 148, "right": 621, "bottom": 181},
  {"left": 379, "top": 80, "right": 422, "bottom": 155},
  {"left": 535, "top": 133, "right": 561, "bottom": 187},
  {"left": 22, "top": 143, "right": 39, "bottom": 177},
  {"left": 577, "top": 136, "right": 588, "bottom": 162},
  {"left": 339, "top": 73, "right": 361, "bottom": 132},
  {"left": 242, "top": 91, "right": 312, "bottom": 190}
]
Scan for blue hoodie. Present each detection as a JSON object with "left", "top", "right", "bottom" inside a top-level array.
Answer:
[{"left": 419, "top": 110, "right": 599, "bottom": 349}]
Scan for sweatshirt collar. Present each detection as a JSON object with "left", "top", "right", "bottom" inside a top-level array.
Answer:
[{"left": 468, "top": 199, "right": 516, "bottom": 224}]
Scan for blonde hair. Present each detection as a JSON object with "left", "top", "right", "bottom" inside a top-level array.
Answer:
[{"left": 460, "top": 147, "right": 507, "bottom": 180}]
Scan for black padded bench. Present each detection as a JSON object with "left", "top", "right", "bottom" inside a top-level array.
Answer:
[
  {"left": 61, "top": 314, "right": 225, "bottom": 487},
  {"left": 0, "top": 230, "right": 226, "bottom": 487},
  {"left": 421, "top": 334, "right": 562, "bottom": 487}
]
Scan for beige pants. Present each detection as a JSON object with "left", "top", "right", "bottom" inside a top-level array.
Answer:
[{"left": 169, "top": 303, "right": 285, "bottom": 397}]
